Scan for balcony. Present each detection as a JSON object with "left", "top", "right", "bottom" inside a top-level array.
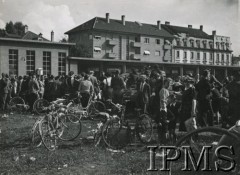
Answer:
[
  {"left": 106, "top": 39, "right": 117, "bottom": 46},
  {"left": 106, "top": 53, "right": 117, "bottom": 59},
  {"left": 130, "top": 54, "right": 141, "bottom": 60},
  {"left": 163, "top": 44, "right": 171, "bottom": 50},
  {"left": 131, "top": 42, "right": 141, "bottom": 48}
]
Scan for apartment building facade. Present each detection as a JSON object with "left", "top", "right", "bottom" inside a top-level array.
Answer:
[
  {"left": 162, "top": 24, "right": 232, "bottom": 66},
  {"left": 0, "top": 27, "right": 74, "bottom": 76},
  {"left": 65, "top": 13, "right": 174, "bottom": 74}
]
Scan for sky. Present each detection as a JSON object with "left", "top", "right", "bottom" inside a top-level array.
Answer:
[{"left": 0, "top": 0, "right": 239, "bottom": 55}]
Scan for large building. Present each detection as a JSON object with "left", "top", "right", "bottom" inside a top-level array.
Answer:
[
  {"left": 65, "top": 13, "right": 234, "bottom": 78},
  {"left": 0, "top": 26, "right": 75, "bottom": 76}
]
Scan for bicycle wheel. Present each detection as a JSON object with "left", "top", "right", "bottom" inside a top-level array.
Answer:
[
  {"left": 168, "top": 127, "right": 240, "bottom": 175},
  {"left": 34, "top": 99, "right": 50, "bottom": 115},
  {"left": 31, "top": 119, "right": 43, "bottom": 148},
  {"left": 136, "top": 114, "right": 153, "bottom": 143},
  {"left": 102, "top": 118, "right": 130, "bottom": 150},
  {"left": 88, "top": 101, "right": 106, "bottom": 119},
  {"left": 9, "top": 97, "right": 25, "bottom": 112},
  {"left": 58, "top": 114, "right": 82, "bottom": 141},
  {"left": 39, "top": 119, "right": 57, "bottom": 151}
]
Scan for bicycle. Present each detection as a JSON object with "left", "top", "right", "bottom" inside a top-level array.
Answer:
[
  {"left": 37, "top": 102, "right": 82, "bottom": 151},
  {"left": 68, "top": 93, "right": 106, "bottom": 120},
  {"left": 8, "top": 94, "right": 30, "bottom": 113},
  {"left": 168, "top": 126, "right": 240, "bottom": 175},
  {"left": 101, "top": 99, "right": 153, "bottom": 150}
]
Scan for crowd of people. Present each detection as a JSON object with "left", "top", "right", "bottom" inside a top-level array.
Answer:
[{"left": 0, "top": 65, "right": 240, "bottom": 145}]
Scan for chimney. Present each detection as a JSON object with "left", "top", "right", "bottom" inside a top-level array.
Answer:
[
  {"left": 188, "top": 25, "right": 192, "bottom": 28},
  {"left": 39, "top": 33, "right": 42, "bottom": 38},
  {"left": 51, "top": 30, "right": 54, "bottom": 42},
  {"left": 212, "top": 30, "right": 216, "bottom": 35},
  {"left": 24, "top": 25, "right": 28, "bottom": 33},
  {"left": 121, "top": 15, "right": 125, "bottom": 26},
  {"left": 157, "top": 20, "right": 161, "bottom": 30},
  {"left": 165, "top": 21, "right": 170, "bottom": 25},
  {"left": 106, "top": 13, "right": 110, "bottom": 23},
  {"left": 200, "top": 25, "right": 203, "bottom": 31}
]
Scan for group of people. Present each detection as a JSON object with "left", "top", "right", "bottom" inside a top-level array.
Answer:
[
  {"left": 125, "top": 66, "right": 240, "bottom": 144},
  {"left": 0, "top": 65, "right": 240, "bottom": 145}
]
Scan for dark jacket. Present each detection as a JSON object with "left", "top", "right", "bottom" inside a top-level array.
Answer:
[{"left": 0, "top": 78, "right": 11, "bottom": 94}]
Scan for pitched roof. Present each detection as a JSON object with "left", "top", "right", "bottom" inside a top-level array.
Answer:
[
  {"left": 65, "top": 17, "right": 174, "bottom": 38},
  {"left": 22, "top": 31, "right": 49, "bottom": 41},
  {"left": 162, "top": 25, "right": 211, "bottom": 39}
]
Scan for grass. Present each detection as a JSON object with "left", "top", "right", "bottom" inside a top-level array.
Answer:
[
  {"left": 0, "top": 113, "right": 163, "bottom": 175},
  {"left": 0, "top": 112, "right": 233, "bottom": 175}
]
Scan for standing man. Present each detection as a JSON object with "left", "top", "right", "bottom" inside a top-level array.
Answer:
[
  {"left": 156, "top": 78, "right": 172, "bottom": 144},
  {"left": 225, "top": 70, "right": 240, "bottom": 126},
  {"left": 78, "top": 73, "right": 94, "bottom": 108},
  {"left": 111, "top": 70, "right": 126, "bottom": 104},
  {"left": 195, "top": 69, "right": 221, "bottom": 126},
  {"left": 28, "top": 74, "right": 39, "bottom": 112},
  {"left": 0, "top": 73, "right": 11, "bottom": 113},
  {"left": 137, "top": 75, "right": 151, "bottom": 113},
  {"left": 89, "top": 71, "right": 99, "bottom": 98}
]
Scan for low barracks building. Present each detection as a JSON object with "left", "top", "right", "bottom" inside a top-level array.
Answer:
[
  {"left": 65, "top": 13, "right": 234, "bottom": 78},
  {"left": 0, "top": 26, "right": 75, "bottom": 76}
]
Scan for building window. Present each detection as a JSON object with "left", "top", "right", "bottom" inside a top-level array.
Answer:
[
  {"left": 9, "top": 49, "right": 18, "bottom": 76},
  {"left": 176, "top": 51, "right": 180, "bottom": 58},
  {"left": 183, "top": 40, "right": 187, "bottom": 47},
  {"left": 203, "top": 42, "right": 207, "bottom": 49},
  {"left": 58, "top": 52, "right": 66, "bottom": 75},
  {"left": 177, "top": 40, "right": 180, "bottom": 46},
  {"left": 196, "top": 40, "right": 200, "bottom": 48},
  {"left": 156, "top": 39, "right": 160, "bottom": 45},
  {"left": 190, "top": 41, "right": 194, "bottom": 47},
  {"left": 135, "top": 36, "right": 140, "bottom": 42},
  {"left": 191, "top": 52, "right": 194, "bottom": 59},
  {"left": 43, "top": 51, "right": 51, "bottom": 75},
  {"left": 184, "top": 51, "right": 187, "bottom": 59},
  {"left": 89, "top": 34, "right": 93, "bottom": 40},
  {"left": 155, "top": 50, "right": 161, "bottom": 56},
  {"left": 203, "top": 53, "right": 207, "bottom": 62},
  {"left": 144, "top": 38, "right": 150, "bottom": 44},
  {"left": 209, "top": 42, "right": 213, "bottom": 49},
  {"left": 221, "top": 43, "right": 225, "bottom": 50},
  {"left": 216, "top": 42, "right": 220, "bottom": 49},
  {"left": 197, "top": 52, "right": 200, "bottom": 60},
  {"left": 216, "top": 53, "right": 220, "bottom": 63},
  {"left": 221, "top": 54, "right": 225, "bottom": 63},
  {"left": 26, "top": 50, "right": 35, "bottom": 75},
  {"left": 135, "top": 48, "right": 141, "bottom": 54},
  {"left": 210, "top": 53, "right": 213, "bottom": 62}
]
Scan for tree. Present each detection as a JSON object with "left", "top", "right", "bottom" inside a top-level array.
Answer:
[
  {"left": 14, "top": 22, "right": 25, "bottom": 36},
  {"left": 5, "top": 21, "right": 16, "bottom": 34},
  {"left": 5, "top": 21, "right": 25, "bottom": 36}
]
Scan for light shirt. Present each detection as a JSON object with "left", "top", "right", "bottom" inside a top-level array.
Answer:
[
  {"left": 104, "top": 77, "right": 112, "bottom": 87},
  {"left": 159, "top": 88, "right": 170, "bottom": 112}
]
